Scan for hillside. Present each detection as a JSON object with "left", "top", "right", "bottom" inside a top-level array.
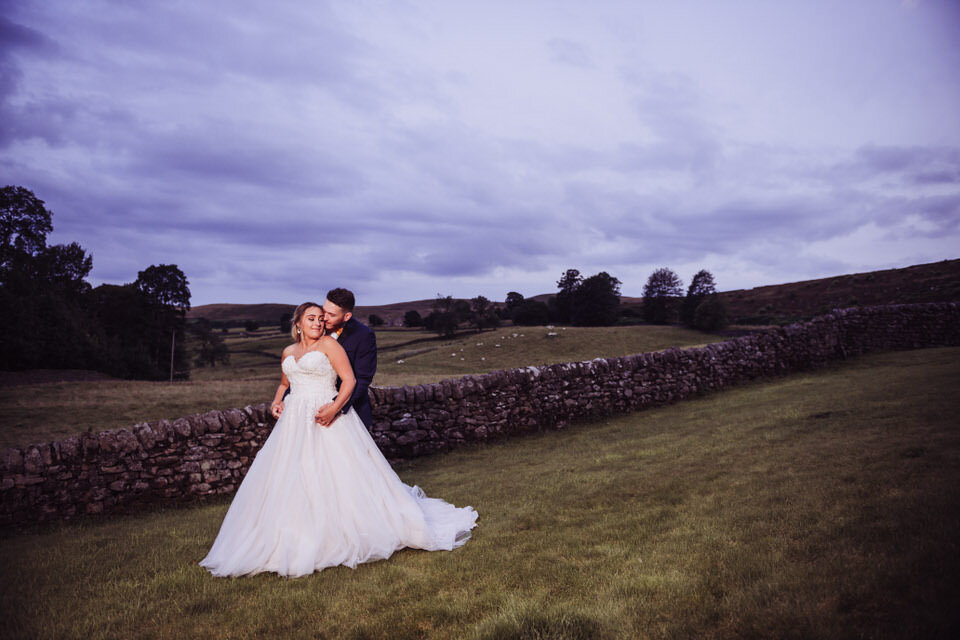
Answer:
[
  {"left": 715, "top": 258, "right": 960, "bottom": 323},
  {"left": 189, "top": 259, "right": 960, "bottom": 326},
  {"left": 186, "top": 303, "right": 296, "bottom": 325},
  {"left": 539, "top": 259, "right": 960, "bottom": 323},
  {"left": 188, "top": 299, "right": 450, "bottom": 327}
]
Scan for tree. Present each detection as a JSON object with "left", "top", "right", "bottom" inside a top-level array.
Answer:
[
  {"left": 504, "top": 291, "right": 525, "bottom": 315},
  {"left": 0, "top": 185, "right": 53, "bottom": 277},
  {"left": 453, "top": 299, "right": 472, "bottom": 323},
  {"left": 643, "top": 268, "right": 684, "bottom": 324},
  {"left": 134, "top": 264, "right": 191, "bottom": 381},
  {"left": 0, "top": 187, "right": 190, "bottom": 380},
  {"left": 694, "top": 296, "right": 728, "bottom": 331},
  {"left": 681, "top": 269, "right": 718, "bottom": 327},
  {"left": 572, "top": 271, "right": 621, "bottom": 326},
  {"left": 35, "top": 242, "right": 93, "bottom": 295},
  {"left": 0, "top": 187, "right": 98, "bottom": 371},
  {"left": 431, "top": 295, "right": 459, "bottom": 337},
  {"left": 545, "top": 295, "right": 560, "bottom": 322},
  {"left": 434, "top": 294, "right": 454, "bottom": 312},
  {"left": 511, "top": 300, "right": 550, "bottom": 326},
  {"left": 280, "top": 312, "right": 292, "bottom": 334},
  {"left": 687, "top": 269, "right": 717, "bottom": 297},
  {"left": 1, "top": 187, "right": 92, "bottom": 295},
  {"left": 135, "top": 264, "right": 191, "bottom": 311},
  {"left": 403, "top": 310, "right": 423, "bottom": 327},
  {"left": 554, "top": 269, "right": 582, "bottom": 323},
  {"left": 0, "top": 188, "right": 90, "bottom": 294},
  {"left": 431, "top": 312, "right": 458, "bottom": 337},
  {"left": 0, "top": 280, "right": 94, "bottom": 370},
  {"left": 470, "top": 295, "right": 498, "bottom": 331},
  {"left": 190, "top": 319, "right": 230, "bottom": 367},
  {"left": 86, "top": 283, "right": 167, "bottom": 379},
  {"left": 502, "top": 291, "right": 525, "bottom": 322},
  {"left": 244, "top": 320, "right": 260, "bottom": 332},
  {"left": 368, "top": 314, "right": 385, "bottom": 327}
]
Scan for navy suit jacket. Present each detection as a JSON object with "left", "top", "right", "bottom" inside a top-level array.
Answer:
[{"left": 332, "top": 317, "right": 377, "bottom": 428}]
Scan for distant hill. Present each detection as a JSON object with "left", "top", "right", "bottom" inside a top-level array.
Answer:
[
  {"left": 188, "top": 298, "right": 484, "bottom": 327},
  {"left": 533, "top": 259, "right": 960, "bottom": 324},
  {"left": 189, "top": 259, "right": 960, "bottom": 326},
  {"left": 187, "top": 303, "right": 296, "bottom": 325},
  {"left": 715, "top": 258, "right": 960, "bottom": 323}
]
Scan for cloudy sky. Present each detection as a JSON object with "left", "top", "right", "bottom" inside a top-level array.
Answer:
[{"left": 2, "top": 0, "right": 959, "bottom": 306}]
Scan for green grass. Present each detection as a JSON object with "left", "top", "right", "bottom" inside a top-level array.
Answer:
[
  {"left": 375, "top": 324, "right": 724, "bottom": 385},
  {"left": 0, "top": 325, "right": 723, "bottom": 449},
  {"left": 2, "top": 347, "right": 958, "bottom": 639},
  {"left": 0, "top": 377, "right": 276, "bottom": 450}
]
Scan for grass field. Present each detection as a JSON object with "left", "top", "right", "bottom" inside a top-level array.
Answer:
[
  {"left": 2, "top": 347, "right": 958, "bottom": 639},
  {"left": 0, "top": 325, "right": 724, "bottom": 450}
]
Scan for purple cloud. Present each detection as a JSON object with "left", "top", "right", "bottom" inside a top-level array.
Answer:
[{"left": 0, "top": 1, "right": 958, "bottom": 305}]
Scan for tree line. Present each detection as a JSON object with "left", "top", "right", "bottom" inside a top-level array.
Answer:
[
  {"left": 0, "top": 185, "right": 208, "bottom": 379},
  {"left": 402, "top": 267, "right": 727, "bottom": 333},
  {"left": 3, "top": 185, "right": 728, "bottom": 379}
]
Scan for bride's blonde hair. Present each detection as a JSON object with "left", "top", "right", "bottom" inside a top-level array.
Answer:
[{"left": 290, "top": 301, "right": 323, "bottom": 342}]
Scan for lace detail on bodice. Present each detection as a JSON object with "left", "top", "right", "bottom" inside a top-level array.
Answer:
[{"left": 282, "top": 351, "right": 338, "bottom": 399}]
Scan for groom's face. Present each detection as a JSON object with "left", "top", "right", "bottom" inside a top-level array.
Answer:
[{"left": 322, "top": 300, "right": 352, "bottom": 331}]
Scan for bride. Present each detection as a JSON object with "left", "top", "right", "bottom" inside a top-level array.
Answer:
[{"left": 199, "top": 302, "right": 478, "bottom": 578}]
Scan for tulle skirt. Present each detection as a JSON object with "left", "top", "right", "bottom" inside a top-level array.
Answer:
[{"left": 199, "top": 393, "right": 478, "bottom": 578}]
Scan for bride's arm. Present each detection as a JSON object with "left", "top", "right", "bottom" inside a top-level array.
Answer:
[
  {"left": 315, "top": 338, "right": 356, "bottom": 425},
  {"left": 271, "top": 346, "right": 294, "bottom": 418}
]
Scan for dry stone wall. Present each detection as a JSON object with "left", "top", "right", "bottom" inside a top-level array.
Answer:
[{"left": 2, "top": 302, "right": 958, "bottom": 527}]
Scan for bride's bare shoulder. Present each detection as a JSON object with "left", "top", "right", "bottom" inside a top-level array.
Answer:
[
  {"left": 281, "top": 343, "right": 299, "bottom": 358},
  {"left": 318, "top": 336, "right": 345, "bottom": 350}
]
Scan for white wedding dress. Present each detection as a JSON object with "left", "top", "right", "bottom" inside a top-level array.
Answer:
[{"left": 199, "top": 350, "right": 478, "bottom": 578}]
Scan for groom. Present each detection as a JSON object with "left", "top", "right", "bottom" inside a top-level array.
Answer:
[{"left": 314, "top": 287, "right": 377, "bottom": 429}]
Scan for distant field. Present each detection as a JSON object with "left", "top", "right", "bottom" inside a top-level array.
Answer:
[
  {"left": 2, "top": 347, "right": 957, "bottom": 639},
  {"left": 0, "top": 325, "right": 725, "bottom": 449},
  {"left": 374, "top": 324, "right": 724, "bottom": 386}
]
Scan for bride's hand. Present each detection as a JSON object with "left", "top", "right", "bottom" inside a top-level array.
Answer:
[
  {"left": 315, "top": 403, "right": 337, "bottom": 427},
  {"left": 271, "top": 401, "right": 284, "bottom": 419}
]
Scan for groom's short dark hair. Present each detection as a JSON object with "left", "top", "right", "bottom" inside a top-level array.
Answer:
[{"left": 327, "top": 288, "right": 355, "bottom": 312}]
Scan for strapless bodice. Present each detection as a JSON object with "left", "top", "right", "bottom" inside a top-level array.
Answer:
[{"left": 282, "top": 351, "right": 338, "bottom": 399}]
